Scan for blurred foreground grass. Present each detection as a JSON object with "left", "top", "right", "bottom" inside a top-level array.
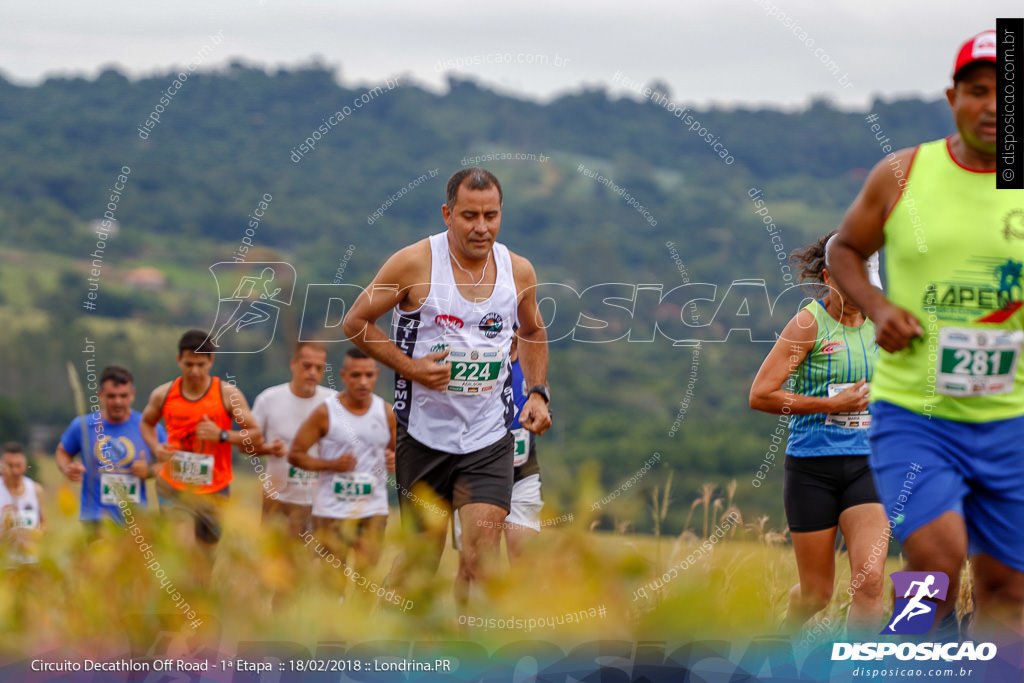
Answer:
[{"left": 2, "top": 458, "right": 911, "bottom": 658}]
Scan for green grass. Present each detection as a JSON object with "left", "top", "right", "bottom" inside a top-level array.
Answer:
[{"left": 0, "top": 250, "right": 68, "bottom": 310}]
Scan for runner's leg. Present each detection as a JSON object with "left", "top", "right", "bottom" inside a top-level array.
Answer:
[
  {"left": 786, "top": 527, "right": 838, "bottom": 630},
  {"left": 839, "top": 502, "right": 889, "bottom": 635},
  {"left": 901, "top": 511, "right": 968, "bottom": 625}
]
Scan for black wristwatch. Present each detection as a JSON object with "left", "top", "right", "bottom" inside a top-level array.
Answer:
[
  {"left": 528, "top": 385, "right": 550, "bottom": 404},
  {"left": 219, "top": 429, "right": 229, "bottom": 443}
]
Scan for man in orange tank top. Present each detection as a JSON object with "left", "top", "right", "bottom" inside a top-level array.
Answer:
[{"left": 141, "top": 329, "right": 263, "bottom": 580}]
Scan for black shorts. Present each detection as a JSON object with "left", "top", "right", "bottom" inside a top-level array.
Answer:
[
  {"left": 395, "top": 425, "right": 513, "bottom": 527},
  {"left": 783, "top": 455, "right": 880, "bottom": 533}
]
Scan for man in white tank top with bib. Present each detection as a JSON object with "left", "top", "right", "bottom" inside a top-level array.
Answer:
[
  {"left": 288, "top": 348, "right": 396, "bottom": 578},
  {"left": 0, "top": 443, "right": 44, "bottom": 566},
  {"left": 343, "top": 168, "right": 551, "bottom": 603}
]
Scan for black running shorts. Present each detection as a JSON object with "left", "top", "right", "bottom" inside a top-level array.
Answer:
[
  {"left": 395, "top": 425, "right": 513, "bottom": 527},
  {"left": 783, "top": 455, "right": 880, "bottom": 532}
]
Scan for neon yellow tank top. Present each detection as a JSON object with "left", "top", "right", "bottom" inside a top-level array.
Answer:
[{"left": 872, "top": 138, "right": 1024, "bottom": 421}]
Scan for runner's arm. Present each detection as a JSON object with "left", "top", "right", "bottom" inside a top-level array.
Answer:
[
  {"left": 140, "top": 383, "right": 173, "bottom": 463},
  {"left": 35, "top": 482, "right": 45, "bottom": 531},
  {"left": 249, "top": 392, "right": 286, "bottom": 456},
  {"left": 134, "top": 422, "right": 167, "bottom": 478},
  {"left": 55, "top": 443, "right": 85, "bottom": 482},
  {"left": 287, "top": 405, "right": 349, "bottom": 471},
  {"left": 253, "top": 438, "right": 287, "bottom": 457},
  {"left": 342, "top": 243, "right": 450, "bottom": 391},
  {"left": 750, "top": 310, "right": 869, "bottom": 415},
  {"left": 830, "top": 148, "right": 923, "bottom": 352},
  {"left": 385, "top": 402, "right": 397, "bottom": 474},
  {"left": 512, "top": 254, "right": 551, "bottom": 435},
  {"left": 194, "top": 383, "right": 264, "bottom": 454},
  {"left": 129, "top": 458, "right": 150, "bottom": 479}
]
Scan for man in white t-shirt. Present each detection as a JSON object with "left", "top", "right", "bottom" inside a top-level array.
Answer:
[
  {"left": 289, "top": 348, "right": 396, "bottom": 578},
  {"left": 251, "top": 341, "right": 334, "bottom": 536}
]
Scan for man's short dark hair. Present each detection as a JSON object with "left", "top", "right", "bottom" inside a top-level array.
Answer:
[
  {"left": 446, "top": 167, "right": 503, "bottom": 212},
  {"left": 178, "top": 329, "right": 216, "bottom": 356},
  {"left": 99, "top": 365, "right": 134, "bottom": 386},
  {"left": 294, "top": 340, "right": 329, "bottom": 359},
  {"left": 2, "top": 442, "right": 24, "bottom": 457},
  {"left": 345, "top": 347, "right": 369, "bottom": 360}
]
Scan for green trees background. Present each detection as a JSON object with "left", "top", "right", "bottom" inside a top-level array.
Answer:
[{"left": 0, "top": 63, "right": 954, "bottom": 532}]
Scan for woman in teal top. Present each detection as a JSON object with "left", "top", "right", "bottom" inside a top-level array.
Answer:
[{"left": 750, "top": 232, "right": 888, "bottom": 637}]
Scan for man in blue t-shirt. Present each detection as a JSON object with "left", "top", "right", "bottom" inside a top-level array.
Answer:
[{"left": 56, "top": 365, "right": 164, "bottom": 534}]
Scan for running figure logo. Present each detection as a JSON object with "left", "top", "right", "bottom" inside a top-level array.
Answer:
[
  {"left": 994, "top": 259, "right": 1024, "bottom": 300},
  {"left": 205, "top": 262, "right": 295, "bottom": 353},
  {"left": 882, "top": 571, "right": 950, "bottom": 635}
]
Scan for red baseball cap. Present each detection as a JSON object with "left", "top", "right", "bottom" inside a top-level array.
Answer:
[{"left": 953, "top": 30, "right": 996, "bottom": 79}]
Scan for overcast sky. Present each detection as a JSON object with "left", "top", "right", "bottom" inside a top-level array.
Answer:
[{"left": 0, "top": 1, "right": 1017, "bottom": 108}]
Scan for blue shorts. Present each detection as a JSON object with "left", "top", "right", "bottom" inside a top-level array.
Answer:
[{"left": 869, "top": 401, "right": 1024, "bottom": 572}]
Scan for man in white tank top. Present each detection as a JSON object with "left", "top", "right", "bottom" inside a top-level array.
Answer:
[
  {"left": 343, "top": 168, "right": 551, "bottom": 604},
  {"left": 251, "top": 340, "right": 334, "bottom": 536},
  {"left": 0, "top": 443, "right": 44, "bottom": 566},
  {"left": 288, "top": 348, "right": 396, "bottom": 582}
]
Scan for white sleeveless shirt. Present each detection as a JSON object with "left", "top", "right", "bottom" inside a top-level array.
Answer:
[
  {"left": 0, "top": 476, "right": 41, "bottom": 530},
  {"left": 392, "top": 232, "right": 518, "bottom": 453},
  {"left": 312, "top": 394, "right": 390, "bottom": 520}
]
